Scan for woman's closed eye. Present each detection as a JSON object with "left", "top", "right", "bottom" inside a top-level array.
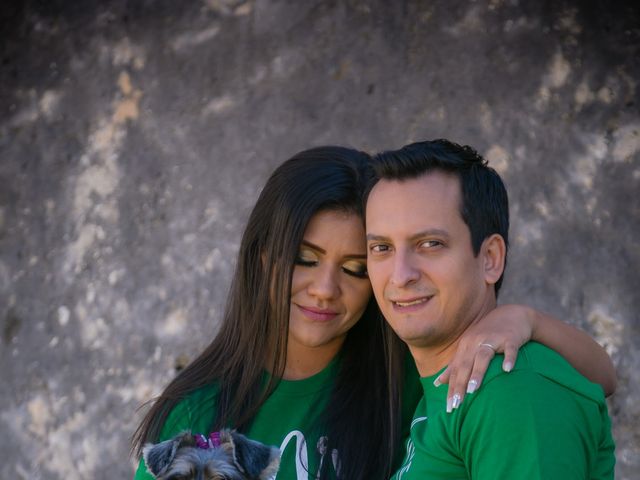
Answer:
[
  {"left": 342, "top": 259, "right": 368, "bottom": 279},
  {"left": 295, "top": 249, "right": 319, "bottom": 267},
  {"left": 295, "top": 249, "right": 367, "bottom": 279}
]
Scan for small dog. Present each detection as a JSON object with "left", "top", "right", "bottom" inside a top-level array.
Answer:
[{"left": 143, "top": 429, "right": 280, "bottom": 480}]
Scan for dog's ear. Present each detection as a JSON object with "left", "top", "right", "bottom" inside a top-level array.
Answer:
[
  {"left": 222, "top": 430, "right": 280, "bottom": 479},
  {"left": 142, "top": 432, "right": 194, "bottom": 478}
]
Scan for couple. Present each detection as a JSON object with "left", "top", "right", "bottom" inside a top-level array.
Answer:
[{"left": 133, "top": 140, "right": 615, "bottom": 479}]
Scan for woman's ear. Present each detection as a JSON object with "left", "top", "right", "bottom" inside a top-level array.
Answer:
[{"left": 481, "top": 234, "right": 506, "bottom": 286}]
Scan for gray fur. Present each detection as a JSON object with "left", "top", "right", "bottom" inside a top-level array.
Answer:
[{"left": 142, "top": 430, "right": 280, "bottom": 480}]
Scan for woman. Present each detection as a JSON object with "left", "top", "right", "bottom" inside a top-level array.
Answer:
[{"left": 132, "top": 146, "right": 615, "bottom": 480}]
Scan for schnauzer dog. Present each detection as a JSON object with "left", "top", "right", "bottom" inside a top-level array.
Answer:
[{"left": 143, "top": 430, "right": 280, "bottom": 480}]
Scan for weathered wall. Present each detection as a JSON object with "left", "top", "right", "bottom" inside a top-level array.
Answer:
[{"left": 0, "top": 0, "right": 638, "bottom": 478}]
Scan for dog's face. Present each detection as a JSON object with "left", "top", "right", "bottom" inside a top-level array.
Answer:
[{"left": 143, "top": 430, "right": 280, "bottom": 480}]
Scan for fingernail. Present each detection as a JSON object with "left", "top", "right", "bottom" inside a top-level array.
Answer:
[
  {"left": 452, "top": 393, "right": 461, "bottom": 410},
  {"left": 433, "top": 375, "right": 442, "bottom": 387},
  {"left": 503, "top": 361, "right": 513, "bottom": 372},
  {"left": 467, "top": 379, "right": 478, "bottom": 394},
  {"left": 446, "top": 396, "right": 453, "bottom": 413}
]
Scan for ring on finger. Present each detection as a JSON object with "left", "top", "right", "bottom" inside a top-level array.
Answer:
[{"left": 479, "top": 342, "right": 496, "bottom": 352}]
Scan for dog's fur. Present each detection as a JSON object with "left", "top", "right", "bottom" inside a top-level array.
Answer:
[{"left": 142, "top": 430, "right": 280, "bottom": 480}]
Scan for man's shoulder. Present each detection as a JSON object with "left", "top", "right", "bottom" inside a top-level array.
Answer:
[
  {"left": 455, "top": 343, "right": 615, "bottom": 479},
  {"left": 479, "top": 342, "right": 606, "bottom": 404}
]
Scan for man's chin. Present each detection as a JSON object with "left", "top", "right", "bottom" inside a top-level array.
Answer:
[
  {"left": 384, "top": 314, "right": 437, "bottom": 342},
  {"left": 393, "top": 328, "right": 440, "bottom": 349}
]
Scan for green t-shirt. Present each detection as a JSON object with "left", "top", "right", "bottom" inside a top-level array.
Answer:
[
  {"left": 392, "top": 342, "right": 615, "bottom": 480},
  {"left": 135, "top": 356, "right": 422, "bottom": 480},
  {"left": 135, "top": 360, "right": 336, "bottom": 480}
]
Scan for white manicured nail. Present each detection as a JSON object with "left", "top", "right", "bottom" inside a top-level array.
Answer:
[{"left": 467, "top": 379, "right": 478, "bottom": 394}]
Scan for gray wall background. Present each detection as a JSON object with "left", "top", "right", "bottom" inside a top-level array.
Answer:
[{"left": 1, "top": 0, "right": 638, "bottom": 478}]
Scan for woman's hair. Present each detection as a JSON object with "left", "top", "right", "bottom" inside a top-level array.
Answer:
[{"left": 132, "top": 146, "right": 405, "bottom": 479}]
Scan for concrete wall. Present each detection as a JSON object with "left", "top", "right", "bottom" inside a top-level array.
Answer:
[{"left": 1, "top": 0, "right": 638, "bottom": 478}]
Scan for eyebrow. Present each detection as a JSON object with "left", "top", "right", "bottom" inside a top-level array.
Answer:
[
  {"left": 366, "top": 229, "right": 450, "bottom": 242},
  {"left": 301, "top": 240, "right": 367, "bottom": 259}
]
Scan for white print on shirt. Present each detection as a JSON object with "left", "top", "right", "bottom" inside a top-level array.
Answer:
[
  {"left": 395, "top": 416, "right": 427, "bottom": 480},
  {"left": 280, "top": 430, "right": 309, "bottom": 480},
  {"left": 280, "top": 431, "right": 342, "bottom": 480},
  {"left": 315, "top": 435, "right": 341, "bottom": 479}
]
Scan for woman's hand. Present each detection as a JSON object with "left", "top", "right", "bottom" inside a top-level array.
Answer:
[
  {"left": 435, "top": 304, "right": 536, "bottom": 413},
  {"left": 435, "top": 304, "right": 617, "bottom": 412}
]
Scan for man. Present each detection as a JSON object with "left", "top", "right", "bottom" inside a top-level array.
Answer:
[{"left": 365, "top": 139, "right": 615, "bottom": 479}]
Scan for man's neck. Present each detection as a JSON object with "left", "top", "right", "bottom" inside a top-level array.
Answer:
[{"left": 410, "top": 299, "right": 498, "bottom": 378}]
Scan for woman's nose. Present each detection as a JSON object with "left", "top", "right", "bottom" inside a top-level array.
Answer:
[{"left": 307, "top": 266, "right": 340, "bottom": 300}]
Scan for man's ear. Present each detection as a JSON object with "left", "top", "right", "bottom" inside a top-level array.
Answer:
[
  {"left": 142, "top": 432, "right": 193, "bottom": 478},
  {"left": 221, "top": 430, "right": 280, "bottom": 479},
  {"left": 481, "top": 234, "right": 506, "bottom": 286}
]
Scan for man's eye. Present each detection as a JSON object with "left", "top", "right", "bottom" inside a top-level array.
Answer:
[
  {"left": 295, "top": 249, "right": 318, "bottom": 266},
  {"left": 421, "top": 240, "right": 442, "bottom": 248},
  {"left": 342, "top": 260, "right": 368, "bottom": 279},
  {"left": 369, "top": 244, "right": 390, "bottom": 253}
]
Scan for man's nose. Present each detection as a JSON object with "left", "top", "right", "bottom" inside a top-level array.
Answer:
[{"left": 390, "top": 251, "right": 420, "bottom": 287}]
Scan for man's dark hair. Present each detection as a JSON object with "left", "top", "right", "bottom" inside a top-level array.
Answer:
[{"left": 367, "top": 139, "right": 509, "bottom": 295}]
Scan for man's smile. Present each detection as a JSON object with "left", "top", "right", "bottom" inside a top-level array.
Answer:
[{"left": 390, "top": 295, "right": 433, "bottom": 311}]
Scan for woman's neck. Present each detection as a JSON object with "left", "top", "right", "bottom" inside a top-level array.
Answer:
[{"left": 282, "top": 337, "right": 344, "bottom": 380}]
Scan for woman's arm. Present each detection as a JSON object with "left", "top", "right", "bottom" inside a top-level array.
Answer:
[
  {"left": 526, "top": 305, "right": 617, "bottom": 395},
  {"left": 435, "top": 304, "right": 617, "bottom": 411}
]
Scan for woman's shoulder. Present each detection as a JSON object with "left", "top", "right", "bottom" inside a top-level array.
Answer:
[{"left": 159, "top": 382, "right": 221, "bottom": 440}]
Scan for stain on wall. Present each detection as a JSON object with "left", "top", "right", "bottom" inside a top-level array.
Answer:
[{"left": 0, "top": 1, "right": 638, "bottom": 478}]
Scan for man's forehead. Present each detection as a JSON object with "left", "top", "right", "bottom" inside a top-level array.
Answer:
[
  {"left": 367, "top": 172, "right": 461, "bottom": 210},
  {"left": 366, "top": 172, "right": 463, "bottom": 234}
]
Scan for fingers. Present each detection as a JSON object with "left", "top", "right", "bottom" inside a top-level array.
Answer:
[
  {"left": 436, "top": 342, "right": 498, "bottom": 413},
  {"left": 465, "top": 344, "right": 496, "bottom": 394},
  {"left": 433, "top": 366, "right": 450, "bottom": 387},
  {"left": 502, "top": 343, "right": 518, "bottom": 372}
]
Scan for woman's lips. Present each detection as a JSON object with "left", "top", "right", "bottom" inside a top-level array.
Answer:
[{"left": 295, "top": 304, "right": 339, "bottom": 322}]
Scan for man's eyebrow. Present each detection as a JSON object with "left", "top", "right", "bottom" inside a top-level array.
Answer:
[
  {"left": 366, "top": 229, "right": 450, "bottom": 242},
  {"left": 410, "top": 229, "right": 450, "bottom": 241},
  {"left": 366, "top": 233, "right": 389, "bottom": 242},
  {"left": 301, "top": 240, "right": 366, "bottom": 259}
]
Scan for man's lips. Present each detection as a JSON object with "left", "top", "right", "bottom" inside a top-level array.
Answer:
[
  {"left": 389, "top": 295, "right": 433, "bottom": 312},
  {"left": 295, "top": 304, "right": 339, "bottom": 321}
]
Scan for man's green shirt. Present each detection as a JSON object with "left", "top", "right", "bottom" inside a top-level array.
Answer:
[{"left": 392, "top": 342, "right": 615, "bottom": 479}]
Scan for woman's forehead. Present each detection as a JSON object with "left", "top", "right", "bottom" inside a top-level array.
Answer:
[{"left": 302, "top": 210, "right": 366, "bottom": 253}]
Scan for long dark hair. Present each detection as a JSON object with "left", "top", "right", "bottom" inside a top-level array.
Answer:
[{"left": 132, "top": 146, "right": 405, "bottom": 479}]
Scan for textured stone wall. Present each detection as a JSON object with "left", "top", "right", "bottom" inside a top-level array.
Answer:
[{"left": 1, "top": 1, "right": 638, "bottom": 478}]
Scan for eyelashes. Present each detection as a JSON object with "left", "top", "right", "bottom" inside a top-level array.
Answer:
[
  {"left": 294, "top": 257, "right": 317, "bottom": 267},
  {"left": 341, "top": 260, "right": 368, "bottom": 279},
  {"left": 294, "top": 255, "right": 368, "bottom": 279}
]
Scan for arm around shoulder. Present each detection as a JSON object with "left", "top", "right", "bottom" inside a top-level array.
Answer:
[{"left": 527, "top": 306, "right": 617, "bottom": 396}]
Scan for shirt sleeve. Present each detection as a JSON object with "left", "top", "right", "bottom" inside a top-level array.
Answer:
[{"left": 457, "top": 370, "right": 606, "bottom": 480}]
